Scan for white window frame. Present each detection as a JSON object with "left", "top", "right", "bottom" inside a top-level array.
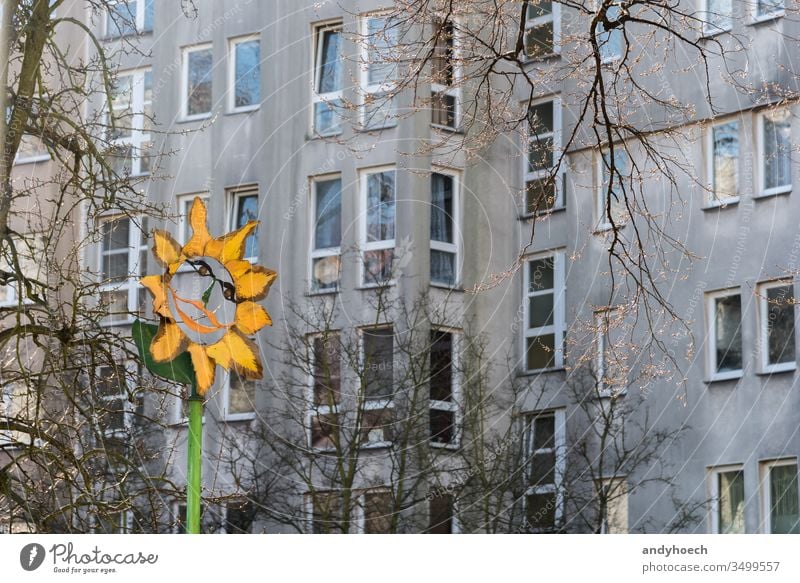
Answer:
[
  {"left": 107, "top": 67, "right": 152, "bottom": 177},
  {"left": 358, "top": 325, "right": 394, "bottom": 449},
  {"left": 523, "top": 96, "right": 564, "bottom": 215},
  {"left": 429, "top": 328, "right": 461, "bottom": 449},
  {"left": 705, "top": 118, "right": 740, "bottom": 207},
  {"left": 756, "top": 107, "right": 793, "bottom": 197},
  {"left": 523, "top": 408, "right": 565, "bottom": 531},
  {"left": 430, "top": 17, "right": 461, "bottom": 130},
  {"left": 708, "top": 464, "right": 745, "bottom": 534},
  {"left": 96, "top": 361, "right": 136, "bottom": 437},
  {"left": 227, "top": 186, "right": 259, "bottom": 263},
  {"left": 522, "top": 250, "right": 566, "bottom": 372},
  {"left": 359, "top": 166, "right": 396, "bottom": 287},
  {"left": 523, "top": 1, "right": 561, "bottom": 59},
  {"left": 596, "top": 146, "right": 630, "bottom": 231},
  {"left": 429, "top": 168, "right": 461, "bottom": 287},
  {"left": 227, "top": 35, "right": 261, "bottom": 113},
  {"left": 705, "top": 288, "right": 744, "bottom": 381},
  {"left": 104, "top": 0, "right": 152, "bottom": 38},
  {"left": 757, "top": 279, "right": 797, "bottom": 374},
  {"left": 753, "top": 0, "right": 785, "bottom": 22},
  {"left": 181, "top": 43, "right": 214, "bottom": 121},
  {"left": 312, "top": 20, "right": 344, "bottom": 136},
  {"left": 309, "top": 174, "right": 342, "bottom": 293},
  {"left": 307, "top": 331, "right": 342, "bottom": 451},
  {"left": 359, "top": 12, "right": 398, "bottom": 129},
  {"left": 702, "top": 0, "right": 733, "bottom": 35},
  {"left": 760, "top": 458, "right": 799, "bottom": 534},
  {"left": 97, "top": 215, "right": 147, "bottom": 327}
]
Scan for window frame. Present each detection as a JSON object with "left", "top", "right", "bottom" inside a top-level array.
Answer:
[
  {"left": 753, "top": 0, "right": 785, "bottom": 22},
  {"left": 222, "top": 371, "right": 257, "bottom": 422},
  {"left": 309, "top": 174, "right": 343, "bottom": 293},
  {"left": 523, "top": 1, "right": 561, "bottom": 60},
  {"left": 307, "top": 331, "right": 342, "bottom": 451},
  {"left": 701, "top": 0, "right": 734, "bottom": 35},
  {"left": 359, "top": 166, "right": 396, "bottom": 287},
  {"left": 104, "top": 0, "right": 153, "bottom": 38},
  {"left": 523, "top": 96, "right": 564, "bottom": 215},
  {"left": 358, "top": 325, "right": 395, "bottom": 449},
  {"left": 705, "top": 287, "right": 744, "bottom": 381},
  {"left": 429, "top": 327, "right": 461, "bottom": 449},
  {"left": 522, "top": 250, "right": 566, "bottom": 372},
  {"left": 429, "top": 168, "right": 461, "bottom": 287},
  {"left": 596, "top": 146, "right": 630, "bottom": 231},
  {"left": 106, "top": 67, "right": 152, "bottom": 177},
  {"left": 227, "top": 186, "right": 260, "bottom": 262},
  {"left": 757, "top": 279, "right": 797, "bottom": 374},
  {"left": 96, "top": 361, "right": 136, "bottom": 438},
  {"left": 429, "top": 17, "right": 461, "bottom": 130},
  {"left": 760, "top": 458, "right": 800, "bottom": 534},
  {"left": 708, "top": 464, "right": 746, "bottom": 534},
  {"left": 312, "top": 20, "right": 345, "bottom": 136},
  {"left": 522, "top": 409, "right": 565, "bottom": 532},
  {"left": 227, "top": 35, "right": 261, "bottom": 113},
  {"left": 359, "top": 12, "right": 399, "bottom": 130},
  {"left": 181, "top": 43, "right": 214, "bottom": 121},
  {"left": 705, "top": 118, "right": 740, "bottom": 207},
  {"left": 14, "top": 134, "right": 50, "bottom": 165},
  {"left": 756, "top": 107, "right": 792, "bottom": 197},
  {"left": 97, "top": 215, "right": 148, "bottom": 327}
]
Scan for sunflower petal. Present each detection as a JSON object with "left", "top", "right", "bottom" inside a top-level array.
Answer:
[
  {"left": 206, "top": 330, "right": 263, "bottom": 379},
  {"left": 152, "top": 230, "right": 181, "bottom": 268},
  {"left": 233, "top": 265, "right": 277, "bottom": 301},
  {"left": 183, "top": 197, "right": 212, "bottom": 257},
  {"left": 235, "top": 301, "right": 272, "bottom": 335},
  {"left": 205, "top": 221, "right": 258, "bottom": 263},
  {"left": 187, "top": 344, "right": 216, "bottom": 395},
  {"left": 149, "top": 320, "right": 187, "bottom": 363},
  {"left": 140, "top": 274, "right": 172, "bottom": 318}
]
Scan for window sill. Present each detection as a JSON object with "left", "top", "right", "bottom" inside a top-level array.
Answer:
[
  {"left": 227, "top": 106, "right": 260, "bottom": 115},
  {"left": 594, "top": 221, "right": 628, "bottom": 235},
  {"left": 749, "top": 12, "right": 785, "bottom": 26},
  {"left": 177, "top": 113, "right": 213, "bottom": 124},
  {"left": 13, "top": 155, "right": 51, "bottom": 166},
  {"left": 307, "top": 288, "right": 339, "bottom": 297},
  {"left": 522, "top": 51, "right": 561, "bottom": 65},
  {"left": 700, "top": 26, "right": 732, "bottom": 40},
  {"left": 518, "top": 366, "right": 566, "bottom": 377},
  {"left": 223, "top": 413, "right": 256, "bottom": 423},
  {"left": 431, "top": 123, "right": 463, "bottom": 134},
  {"left": 756, "top": 364, "right": 796, "bottom": 376},
  {"left": 702, "top": 197, "right": 739, "bottom": 210},
  {"left": 103, "top": 30, "right": 153, "bottom": 42},
  {"left": 355, "top": 123, "right": 398, "bottom": 134},
  {"left": 357, "top": 281, "right": 396, "bottom": 291},
  {"left": 429, "top": 282, "right": 463, "bottom": 292},
  {"left": 430, "top": 441, "right": 459, "bottom": 450},
  {"left": 755, "top": 187, "right": 791, "bottom": 200},
  {"left": 521, "top": 205, "right": 566, "bottom": 220},
  {"left": 705, "top": 371, "right": 743, "bottom": 384},
  {"left": 309, "top": 129, "right": 344, "bottom": 140}
]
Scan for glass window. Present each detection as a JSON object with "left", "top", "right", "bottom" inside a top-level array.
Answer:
[
  {"left": 231, "top": 38, "right": 260, "bottom": 110},
  {"left": 710, "top": 121, "right": 739, "bottom": 203},
  {"left": 767, "top": 462, "right": 799, "bottom": 534},
  {"left": 362, "top": 490, "right": 392, "bottom": 534},
  {"left": 431, "top": 19, "right": 457, "bottom": 128},
  {"left": 309, "top": 491, "right": 342, "bottom": 533},
  {"left": 524, "top": 411, "right": 563, "bottom": 531},
  {"left": 230, "top": 191, "right": 259, "bottom": 259},
  {"left": 107, "top": 68, "right": 151, "bottom": 176},
  {"left": 223, "top": 501, "right": 254, "bottom": 534},
  {"left": 599, "top": 148, "right": 629, "bottom": 228},
  {"left": 430, "top": 331, "right": 457, "bottom": 445},
  {"left": 363, "top": 327, "right": 393, "bottom": 399},
  {"left": 712, "top": 292, "right": 742, "bottom": 374},
  {"left": 313, "top": 334, "right": 341, "bottom": 406},
  {"left": 185, "top": 46, "right": 213, "bottom": 118},
  {"left": 704, "top": 0, "right": 733, "bottom": 33},
  {"left": 426, "top": 494, "right": 454, "bottom": 534},
  {"left": 761, "top": 109, "right": 792, "bottom": 193},
  {"left": 524, "top": 254, "right": 565, "bottom": 371},
  {"left": 717, "top": 469, "right": 745, "bottom": 534},
  {"left": 597, "top": 2, "right": 622, "bottom": 62},
  {"left": 756, "top": 0, "right": 784, "bottom": 18},
  {"left": 362, "top": 169, "right": 395, "bottom": 285},
  {"left": 227, "top": 372, "right": 255, "bottom": 416},
  {"left": 311, "top": 178, "right": 342, "bottom": 291},
  {"left": 524, "top": 1, "right": 558, "bottom": 58},
  {"left": 361, "top": 15, "right": 398, "bottom": 128},
  {"left": 760, "top": 282, "right": 796, "bottom": 370},
  {"left": 525, "top": 100, "right": 561, "bottom": 213},
  {"left": 106, "top": 0, "right": 137, "bottom": 37},
  {"left": 430, "top": 173, "right": 457, "bottom": 286},
  {"left": 314, "top": 24, "right": 343, "bottom": 135}
]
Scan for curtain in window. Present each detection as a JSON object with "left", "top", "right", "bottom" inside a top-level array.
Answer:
[
  {"left": 719, "top": 471, "right": 744, "bottom": 533},
  {"left": 318, "top": 30, "right": 341, "bottom": 93}
]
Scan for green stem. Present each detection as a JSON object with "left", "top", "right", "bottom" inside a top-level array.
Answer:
[{"left": 186, "top": 395, "right": 203, "bottom": 534}]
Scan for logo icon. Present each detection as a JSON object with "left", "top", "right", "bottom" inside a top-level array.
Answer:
[{"left": 20, "top": 543, "right": 46, "bottom": 571}]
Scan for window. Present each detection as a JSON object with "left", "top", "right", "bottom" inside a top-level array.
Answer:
[
  {"left": 173, "top": 502, "right": 206, "bottom": 534},
  {"left": 229, "top": 188, "right": 259, "bottom": 260},
  {"left": 595, "top": 309, "right": 626, "bottom": 396},
  {"left": 360, "top": 168, "right": 395, "bottom": 285},
  {"left": 710, "top": 466, "right": 745, "bottom": 534},
  {"left": 107, "top": 68, "right": 152, "bottom": 176},
  {"left": 761, "top": 459, "right": 799, "bottom": 534},
  {"left": 596, "top": 2, "right": 623, "bottom": 63},
  {"left": 0, "top": 234, "right": 44, "bottom": 307},
  {"left": 361, "top": 327, "right": 394, "bottom": 447},
  {"left": 758, "top": 108, "right": 792, "bottom": 196},
  {"left": 96, "top": 364, "right": 131, "bottom": 436},
  {"left": 222, "top": 500, "right": 254, "bottom": 534},
  {"left": 0, "top": 382, "right": 28, "bottom": 446},
  {"left": 360, "top": 489, "right": 392, "bottom": 534},
  {"left": 177, "top": 193, "right": 210, "bottom": 243},
  {"left": 98, "top": 216, "right": 148, "bottom": 325},
  {"left": 309, "top": 333, "right": 341, "bottom": 450},
  {"left": 105, "top": 0, "right": 153, "bottom": 37},
  {"left": 360, "top": 14, "right": 398, "bottom": 128},
  {"left": 430, "top": 172, "right": 459, "bottom": 286},
  {"left": 430, "top": 19, "right": 458, "bottom": 128},
  {"left": 224, "top": 372, "right": 256, "bottom": 419},
  {"left": 523, "top": 252, "right": 565, "bottom": 371},
  {"left": 706, "top": 289, "right": 743, "bottom": 380},
  {"left": 313, "top": 22, "right": 344, "bottom": 135},
  {"left": 429, "top": 330, "right": 458, "bottom": 446},
  {"left": 523, "top": 1, "right": 560, "bottom": 59},
  {"left": 310, "top": 177, "right": 342, "bottom": 291},
  {"left": 425, "top": 493, "right": 456, "bottom": 534},
  {"left": 758, "top": 281, "right": 796, "bottom": 372},
  {"left": 598, "top": 477, "right": 628, "bottom": 534},
  {"left": 523, "top": 410, "right": 564, "bottom": 531},
  {"left": 597, "top": 147, "right": 629, "bottom": 229},
  {"left": 229, "top": 36, "right": 260, "bottom": 111},
  {"left": 183, "top": 44, "right": 213, "bottom": 119},
  {"left": 525, "top": 98, "right": 563, "bottom": 214},
  {"left": 308, "top": 489, "right": 392, "bottom": 533},
  {"left": 308, "top": 491, "right": 343, "bottom": 533},
  {"left": 707, "top": 120, "right": 739, "bottom": 205},
  {"left": 14, "top": 134, "right": 50, "bottom": 165},
  {"left": 703, "top": 0, "right": 733, "bottom": 34},
  {"left": 755, "top": 0, "right": 784, "bottom": 20}
]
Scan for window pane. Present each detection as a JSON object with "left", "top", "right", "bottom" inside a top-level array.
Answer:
[
  {"left": 763, "top": 110, "right": 791, "bottom": 191},
  {"left": 430, "top": 408, "right": 454, "bottom": 444},
  {"left": 766, "top": 285, "right": 795, "bottom": 365},
  {"left": 430, "top": 331, "right": 453, "bottom": 401},
  {"left": 718, "top": 470, "right": 744, "bottom": 534},
  {"left": 317, "top": 29, "right": 342, "bottom": 94},
  {"left": 705, "top": 0, "right": 732, "bottom": 32},
  {"left": 712, "top": 122, "right": 739, "bottom": 200},
  {"left": 530, "top": 451, "right": 555, "bottom": 485},
  {"left": 714, "top": 294, "right": 742, "bottom": 372},
  {"left": 228, "top": 374, "right": 255, "bottom": 414},
  {"left": 524, "top": 22, "right": 554, "bottom": 58},
  {"left": 314, "top": 98, "right": 343, "bottom": 135},
  {"left": 526, "top": 492, "right": 555, "bottom": 530},
  {"left": 363, "top": 491, "right": 392, "bottom": 534},
  {"left": 366, "top": 171, "right": 395, "bottom": 242},
  {"left": 143, "top": 0, "right": 153, "bottom": 32},
  {"left": 526, "top": 334, "right": 555, "bottom": 370},
  {"left": 313, "top": 336, "right": 341, "bottom": 406},
  {"left": 224, "top": 501, "right": 253, "bottom": 534},
  {"left": 757, "top": 0, "right": 784, "bottom": 17},
  {"left": 426, "top": 494, "right": 453, "bottom": 534},
  {"left": 430, "top": 173, "right": 454, "bottom": 243},
  {"left": 431, "top": 91, "right": 456, "bottom": 127},
  {"left": 528, "top": 101, "right": 553, "bottom": 137},
  {"left": 770, "top": 464, "right": 800, "bottom": 534},
  {"left": 97, "top": 366, "right": 125, "bottom": 398},
  {"left": 366, "top": 17, "right": 398, "bottom": 86},
  {"left": 187, "top": 48, "right": 213, "bottom": 116},
  {"left": 311, "top": 413, "right": 338, "bottom": 449},
  {"left": 529, "top": 293, "right": 554, "bottom": 328},
  {"left": 430, "top": 250, "right": 456, "bottom": 286},
  {"left": 526, "top": 177, "right": 557, "bottom": 213},
  {"left": 601, "top": 150, "right": 629, "bottom": 224},
  {"left": 102, "top": 218, "right": 130, "bottom": 252},
  {"left": 431, "top": 20, "right": 454, "bottom": 86},
  {"left": 312, "top": 255, "right": 341, "bottom": 291},
  {"left": 597, "top": 4, "right": 622, "bottom": 61},
  {"left": 533, "top": 415, "right": 555, "bottom": 450},
  {"left": 233, "top": 194, "right": 259, "bottom": 258},
  {"left": 101, "top": 289, "right": 129, "bottom": 323},
  {"left": 314, "top": 179, "right": 342, "bottom": 249},
  {"left": 361, "top": 408, "right": 393, "bottom": 444},
  {"left": 526, "top": 1, "right": 553, "bottom": 20},
  {"left": 107, "top": 0, "right": 136, "bottom": 37},
  {"left": 311, "top": 492, "right": 342, "bottom": 533},
  {"left": 528, "top": 258, "right": 554, "bottom": 292},
  {"left": 102, "top": 252, "right": 129, "bottom": 281},
  {"left": 234, "top": 40, "right": 260, "bottom": 108},
  {"left": 364, "top": 328, "right": 393, "bottom": 399}
]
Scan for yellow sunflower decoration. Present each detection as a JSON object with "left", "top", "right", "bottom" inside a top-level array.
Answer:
[{"left": 139, "top": 197, "right": 276, "bottom": 395}]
